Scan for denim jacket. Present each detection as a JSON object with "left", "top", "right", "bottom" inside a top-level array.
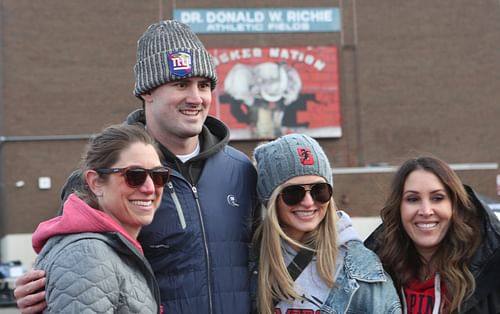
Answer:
[
  {"left": 250, "top": 223, "right": 401, "bottom": 313},
  {"left": 320, "top": 240, "right": 401, "bottom": 314}
]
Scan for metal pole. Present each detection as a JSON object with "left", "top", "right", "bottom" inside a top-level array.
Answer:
[
  {"left": 0, "top": 0, "right": 6, "bottom": 240},
  {"left": 0, "top": 134, "right": 93, "bottom": 144},
  {"left": 351, "top": 0, "right": 365, "bottom": 166}
]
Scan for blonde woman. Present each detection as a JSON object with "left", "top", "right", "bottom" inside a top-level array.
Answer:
[{"left": 251, "top": 134, "right": 401, "bottom": 314}]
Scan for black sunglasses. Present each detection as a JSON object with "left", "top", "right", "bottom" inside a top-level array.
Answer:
[
  {"left": 96, "top": 166, "right": 170, "bottom": 188},
  {"left": 280, "top": 183, "right": 333, "bottom": 206}
]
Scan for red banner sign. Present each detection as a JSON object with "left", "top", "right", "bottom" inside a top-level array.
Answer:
[{"left": 208, "top": 46, "right": 341, "bottom": 140}]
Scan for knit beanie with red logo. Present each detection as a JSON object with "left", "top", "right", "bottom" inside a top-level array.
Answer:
[
  {"left": 133, "top": 20, "right": 217, "bottom": 96},
  {"left": 253, "top": 133, "right": 333, "bottom": 203}
]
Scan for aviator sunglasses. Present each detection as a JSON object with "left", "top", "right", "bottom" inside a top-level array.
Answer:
[
  {"left": 96, "top": 166, "right": 170, "bottom": 188},
  {"left": 280, "top": 182, "right": 333, "bottom": 206}
]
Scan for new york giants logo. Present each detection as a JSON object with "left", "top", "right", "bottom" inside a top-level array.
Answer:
[
  {"left": 297, "top": 148, "right": 314, "bottom": 165},
  {"left": 167, "top": 50, "right": 192, "bottom": 76}
]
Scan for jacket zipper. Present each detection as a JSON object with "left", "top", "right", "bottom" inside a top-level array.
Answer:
[
  {"left": 167, "top": 181, "right": 186, "bottom": 229},
  {"left": 192, "top": 185, "right": 214, "bottom": 314},
  {"left": 114, "top": 232, "right": 162, "bottom": 314}
]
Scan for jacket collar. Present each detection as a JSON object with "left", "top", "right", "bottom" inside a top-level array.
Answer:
[{"left": 343, "top": 240, "right": 387, "bottom": 282}]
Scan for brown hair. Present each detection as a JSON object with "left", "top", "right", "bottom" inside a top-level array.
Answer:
[
  {"left": 75, "top": 124, "right": 161, "bottom": 209},
  {"left": 378, "top": 156, "right": 480, "bottom": 313}
]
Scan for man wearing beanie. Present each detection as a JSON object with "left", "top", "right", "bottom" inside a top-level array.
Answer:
[{"left": 15, "top": 20, "right": 257, "bottom": 314}]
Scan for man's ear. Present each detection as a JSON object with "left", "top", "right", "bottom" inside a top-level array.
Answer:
[
  {"left": 141, "top": 92, "right": 153, "bottom": 103},
  {"left": 85, "top": 170, "right": 103, "bottom": 196}
]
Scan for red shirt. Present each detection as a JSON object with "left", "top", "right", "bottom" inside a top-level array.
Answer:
[{"left": 403, "top": 273, "right": 447, "bottom": 314}]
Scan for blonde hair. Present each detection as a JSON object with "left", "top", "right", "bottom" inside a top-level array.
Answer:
[{"left": 253, "top": 184, "right": 338, "bottom": 314}]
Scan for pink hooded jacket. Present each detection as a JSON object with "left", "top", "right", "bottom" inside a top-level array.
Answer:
[{"left": 32, "top": 193, "right": 143, "bottom": 254}]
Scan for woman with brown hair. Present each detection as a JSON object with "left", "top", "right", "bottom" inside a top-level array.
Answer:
[
  {"left": 366, "top": 156, "right": 500, "bottom": 313},
  {"left": 31, "top": 124, "right": 168, "bottom": 313}
]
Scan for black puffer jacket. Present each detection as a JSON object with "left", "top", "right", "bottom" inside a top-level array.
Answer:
[{"left": 365, "top": 185, "right": 500, "bottom": 313}]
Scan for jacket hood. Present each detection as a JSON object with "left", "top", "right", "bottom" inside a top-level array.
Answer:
[
  {"left": 464, "top": 185, "right": 500, "bottom": 268},
  {"left": 461, "top": 185, "right": 500, "bottom": 312},
  {"left": 32, "top": 194, "right": 142, "bottom": 254},
  {"left": 336, "top": 210, "right": 362, "bottom": 247}
]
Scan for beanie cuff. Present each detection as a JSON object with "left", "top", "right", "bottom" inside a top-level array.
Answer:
[{"left": 134, "top": 48, "right": 217, "bottom": 96}]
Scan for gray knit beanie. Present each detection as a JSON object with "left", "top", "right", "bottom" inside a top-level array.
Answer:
[
  {"left": 254, "top": 133, "right": 333, "bottom": 202},
  {"left": 133, "top": 20, "right": 217, "bottom": 96}
]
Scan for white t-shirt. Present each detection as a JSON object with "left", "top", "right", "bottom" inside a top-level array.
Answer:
[{"left": 176, "top": 142, "right": 200, "bottom": 163}]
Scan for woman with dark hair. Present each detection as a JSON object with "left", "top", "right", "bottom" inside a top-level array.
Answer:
[
  {"left": 366, "top": 156, "right": 500, "bottom": 313},
  {"left": 31, "top": 124, "right": 168, "bottom": 313}
]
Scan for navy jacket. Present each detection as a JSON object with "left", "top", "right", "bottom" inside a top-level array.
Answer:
[{"left": 131, "top": 110, "right": 258, "bottom": 314}]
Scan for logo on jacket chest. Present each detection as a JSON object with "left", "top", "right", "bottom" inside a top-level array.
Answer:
[{"left": 227, "top": 194, "right": 239, "bottom": 207}]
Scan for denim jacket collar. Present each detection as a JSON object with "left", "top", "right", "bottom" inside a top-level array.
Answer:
[{"left": 321, "top": 240, "right": 398, "bottom": 314}]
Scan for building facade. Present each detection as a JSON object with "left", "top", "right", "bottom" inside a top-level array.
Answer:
[{"left": 0, "top": 0, "right": 499, "bottom": 266}]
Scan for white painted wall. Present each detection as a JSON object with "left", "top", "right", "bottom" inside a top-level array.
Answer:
[
  {"left": 351, "top": 216, "right": 382, "bottom": 240},
  {"left": 1, "top": 234, "right": 37, "bottom": 272}
]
